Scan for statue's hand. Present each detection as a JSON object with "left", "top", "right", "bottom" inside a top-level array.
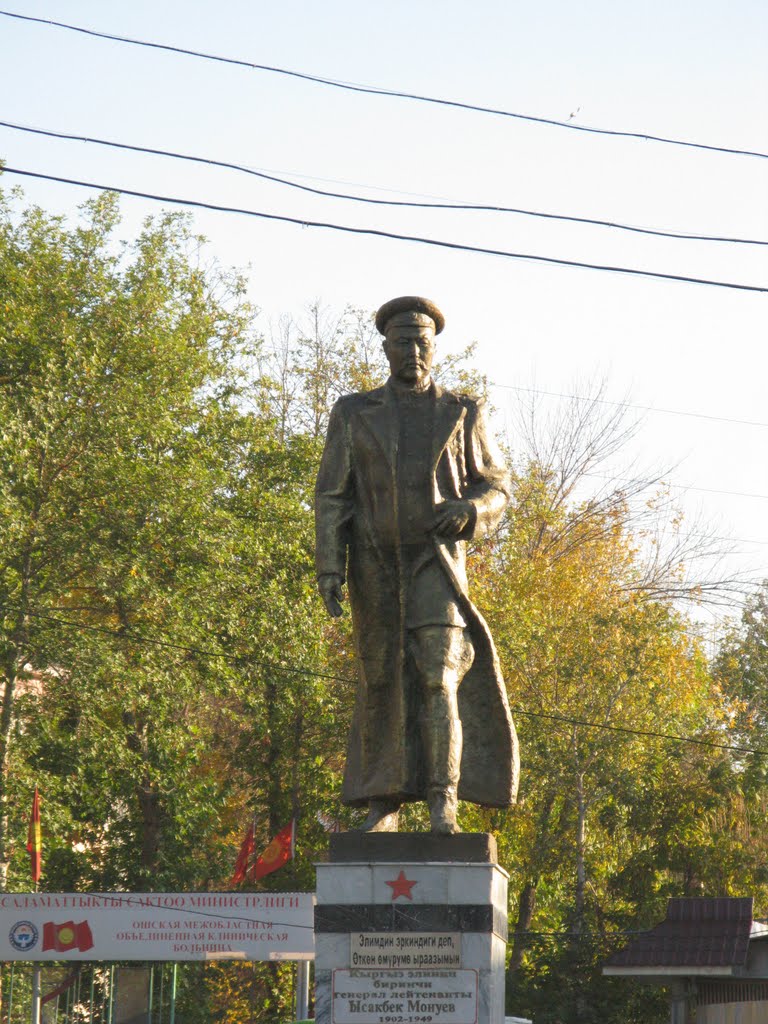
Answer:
[
  {"left": 318, "top": 573, "right": 345, "bottom": 617},
  {"left": 432, "top": 500, "right": 476, "bottom": 538}
]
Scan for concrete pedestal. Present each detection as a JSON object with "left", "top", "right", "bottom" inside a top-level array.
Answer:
[{"left": 315, "top": 834, "right": 508, "bottom": 1024}]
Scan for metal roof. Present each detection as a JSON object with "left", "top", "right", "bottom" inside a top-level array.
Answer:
[{"left": 605, "top": 898, "right": 753, "bottom": 972}]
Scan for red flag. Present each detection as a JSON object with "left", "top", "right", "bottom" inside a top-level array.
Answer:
[
  {"left": 42, "top": 921, "right": 93, "bottom": 953},
  {"left": 230, "top": 822, "right": 255, "bottom": 885},
  {"left": 251, "top": 820, "right": 295, "bottom": 880},
  {"left": 26, "top": 786, "right": 42, "bottom": 883}
]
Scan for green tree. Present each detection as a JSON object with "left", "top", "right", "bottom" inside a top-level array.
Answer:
[
  {"left": 5, "top": 183, "right": 760, "bottom": 1023},
  {"left": 462, "top": 392, "right": 730, "bottom": 1023},
  {"left": 0, "top": 186, "right": 257, "bottom": 887},
  {"left": 706, "top": 585, "right": 768, "bottom": 896},
  {"left": 0, "top": 186, "right": 363, "bottom": 1019}
]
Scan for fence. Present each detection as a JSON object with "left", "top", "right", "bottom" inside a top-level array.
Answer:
[{"left": 2, "top": 963, "right": 178, "bottom": 1024}]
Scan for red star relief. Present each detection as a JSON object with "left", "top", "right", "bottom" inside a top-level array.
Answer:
[{"left": 385, "top": 870, "right": 417, "bottom": 901}]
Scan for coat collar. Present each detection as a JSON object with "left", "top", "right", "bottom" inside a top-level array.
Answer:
[{"left": 355, "top": 380, "right": 465, "bottom": 470}]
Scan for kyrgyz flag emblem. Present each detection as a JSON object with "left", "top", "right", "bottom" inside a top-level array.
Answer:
[
  {"left": 252, "top": 820, "right": 295, "bottom": 880},
  {"left": 42, "top": 921, "right": 94, "bottom": 953}
]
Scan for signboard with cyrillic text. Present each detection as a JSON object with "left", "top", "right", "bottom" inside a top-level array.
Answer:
[
  {"left": 332, "top": 969, "right": 478, "bottom": 1024},
  {"left": 0, "top": 892, "right": 314, "bottom": 961}
]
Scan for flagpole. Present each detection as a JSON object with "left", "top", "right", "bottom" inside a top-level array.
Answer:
[
  {"left": 295, "top": 960, "right": 309, "bottom": 1022},
  {"left": 30, "top": 965, "right": 41, "bottom": 1024},
  {"left": 30, "top": 871, "right": 40, "bottom": 1024},
  {"left": 28, "top": 787, "right": 42, "bottom": 1024}
]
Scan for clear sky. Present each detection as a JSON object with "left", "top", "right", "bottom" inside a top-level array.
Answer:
[{"left": 1, "top": 0, "right": 767, "bottom": 629}]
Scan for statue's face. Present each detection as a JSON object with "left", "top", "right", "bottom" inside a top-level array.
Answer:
[{"left": 383, "top": 324, "right": 435, "bottom": 385}]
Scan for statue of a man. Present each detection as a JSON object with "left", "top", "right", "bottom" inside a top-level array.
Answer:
[{"left": 315, "top": 296, "right": 519, "bottom": 834}]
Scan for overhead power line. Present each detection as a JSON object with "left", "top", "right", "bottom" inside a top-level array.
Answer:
[
  {"left": 494, "top": 383, "right": 768, "bottom": 430},
  {"left": 586, "top": 471, "right": 768, "bottom": 503},
  {"left": 2, "top": 120, "right": 766, "bottom": 249},
  {"left": 3, "top": 166, "right": 767, "bottom": 295},
  {"left": 514, "top": 707, "right": 762, "bottom": 756},
  {"left": 28, "top": 609, "right": 768, "bottom": 757},
  {"left": 2, "top": 9, "right": 767, "bottom": 162},
  {"left": 495, "top": 384, "right": 768, "bottom": 514}
]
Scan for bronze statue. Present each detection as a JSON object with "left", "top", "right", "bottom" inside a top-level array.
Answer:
[{"left": 315, "top": 297, "right": 519, "bottom": 834}]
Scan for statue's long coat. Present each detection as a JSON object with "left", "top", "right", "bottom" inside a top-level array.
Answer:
[{"left": 315, "top": 381, "right": 519, "bottom": 808}]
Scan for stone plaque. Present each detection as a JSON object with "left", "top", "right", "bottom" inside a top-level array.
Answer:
[
  {"left": 332, "top": 968, "right": 478, "bottom": 1024},
  {"left": 351, "top": 934, "right": 461, "bottom": 969}
]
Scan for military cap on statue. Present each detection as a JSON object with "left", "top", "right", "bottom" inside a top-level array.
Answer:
[{"left": 375, "top": 296, "right": 446, "bottom": 336}]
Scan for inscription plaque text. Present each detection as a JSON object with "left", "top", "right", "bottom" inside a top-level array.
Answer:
[
  {"left": 351, "top": 933, "right": 461, "bottom": 969},
  {"left": 332, "top": 968, "right": 478, "bottom": 1024}
]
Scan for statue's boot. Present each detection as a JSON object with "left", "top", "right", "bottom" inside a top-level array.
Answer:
[
  {"left": 428, "top": 784, "right": 459, "bottom": 835},
  {"left": 422, "top": 692, "right": 462, "bottom": 835},
  {"left": 357, "top": 798, "right": 401, "bottom": 832}
]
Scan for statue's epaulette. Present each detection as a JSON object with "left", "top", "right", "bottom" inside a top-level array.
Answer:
[{"left": 332, "top": 390, "right": 376, "bottom": 413}]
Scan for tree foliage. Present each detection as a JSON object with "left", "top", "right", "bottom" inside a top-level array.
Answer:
[{"left": 1, "top": 187, "right": 766, "bottom": 1023}]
